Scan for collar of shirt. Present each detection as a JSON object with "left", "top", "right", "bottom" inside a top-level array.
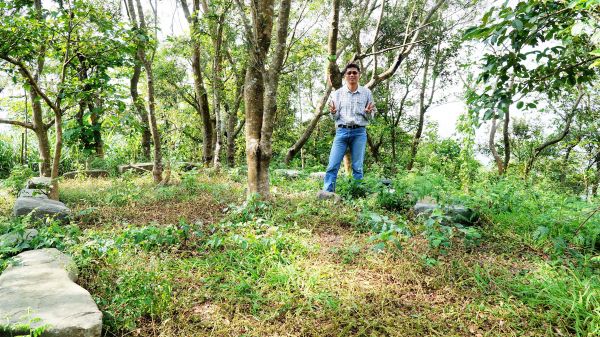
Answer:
[{"left": 345, "top": 85, "right": 363, "bottom": 94}]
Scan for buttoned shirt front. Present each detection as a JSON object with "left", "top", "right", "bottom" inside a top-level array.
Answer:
[{"left": 330, "top": 85, "right": 375, "bottom": 127}]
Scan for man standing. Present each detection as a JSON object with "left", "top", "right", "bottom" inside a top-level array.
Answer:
[{"left": 323, "top": 63, "right": 375, "bottom": 192}]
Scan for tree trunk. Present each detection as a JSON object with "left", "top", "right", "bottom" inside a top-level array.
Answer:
[
  {"left": 226, "top": 82, "right": 244, "bottom": 167},
  {"left": 408, "top": 54, "right": 431, "bottom": 171},
  {"left": 141, "top": 58, "right": 163, "bottom": 183},
  {"left": 242, "top": 0, "right": 291, "bottom": 198},
  {"left": 502, "top": 108, "right": 510, "bottom": 174},
  {"left": 284, "top": 86, "right": 332, "bottom": 164},
  {"left": 285, "top": 0, "right": 339, "bottom": 165},
  {"left": 489, "top": 116, "right": 504, "bottom": 175},
  {"left": 48, "top": 113, "right": 63, "bottom": 200},
  {"left": 29, "top": 91, "right": 52, "bottom": 176},
  {"left": 192, "top": 46, "right": 214, "bottom": 165},
  {"left": 245, "top": 64, "right": 268, "bottom": 195},
  {"left": 524, "top": 92, "right": 583, "bottom": 177},
  {"left": 594, "top": 151, "right": 600, "bottom": 196},
  {"left": 212, "top": 17, "right": 224, "bottom": 169},
  {"left": 130, "top": 0, "right": 162, "bottom": 182},
  {"left": 130, "top": 63, "right": 152, "bottom": 160}
]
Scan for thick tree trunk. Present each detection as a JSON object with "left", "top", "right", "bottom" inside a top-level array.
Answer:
[
  {"left": 242, "top": 0, "right": 290, "bottom": 198},
  {"left": 245, "top": 65, "right": 269, "bottom": 195}
]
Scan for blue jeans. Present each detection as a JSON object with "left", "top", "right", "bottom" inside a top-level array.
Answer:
[{"left": 323, "top": 127, "right": 367, "bottom": 192}]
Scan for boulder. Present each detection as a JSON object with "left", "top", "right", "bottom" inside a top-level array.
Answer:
[
  {"left": 413, "top": 202, "right": 479, "bottom": 226},
  {"left": 18, "top": 189, "right": 48, "bottom": 199},
  {"left": 13, "top": 197, "right": 71, "bottom": 222},
  {"left": 118, "top": 162, "right": 154, "bottom": 174},
  {"left": 273, "top": 169, "right": 301, "bottom": 179},
  {"left": 316, "top": 190, "right": 342, "bottom": 203},
  {"left": 62, "top": 170, "right": 109, "bottom": 179},
  {"left": 0, "top": 248, "right": 102, "bottom": 336},
  {"left": 25, "top": 177, "right": 53, "bottom": 192},
  {"left": 0, "top": 229, "right": 38, "bottom": 248},
  {"left": 309, "top": 172, "right": 326, "bottom": 180}
]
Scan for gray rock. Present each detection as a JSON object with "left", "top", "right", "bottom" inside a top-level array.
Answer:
[
  {"left": 177, "top": 162, "right": 203, "bottom": 171},
  {"left": 118, "top": 162, "right": 154, "bottom": 174},
  {"left": 380, "top": 178, "right": 393, "bottom": 186},
  {"left": 0, "top": 248, "right": 101, "bottom": 336},
  {"left": 413, "top": 202, "right": 437, "bottom": 216},
  {"left": 13, "top": 197, "right": 71, "bottom": 222},
  {"left": 273, "top": 169, "right": 301, "bottom": 179},
  {"left": 0, "top": 229, "right": 38, "bottom": 248},
  {"left": 309, "top": 172, "right": 326, "bottom": 180},
  {"left": 62, "top": 170, "right": 109, "bottom": 179},
  {"left": 26, "top": 177, "right": 53, "bottom": 191},
  {"left": 18, "top": 189, "right": 48, "bottom": 199},
  {"left": 316, "top": 191, "right": 342, "bottom": 203},
  {"left": 413, "top": 202, "right": 479, "bottom": 226}
]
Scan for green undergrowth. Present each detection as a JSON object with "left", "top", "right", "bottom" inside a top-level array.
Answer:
[{"left": 0, "top": 168, "right": 598, "bottom": 336}]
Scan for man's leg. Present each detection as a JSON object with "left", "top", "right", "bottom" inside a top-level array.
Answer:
[
  {"left": 323, "top": 129, "right": 348, "bottom": 192},
  {"left": 349, "top": 128, "right": 367, "bottom": 180}
]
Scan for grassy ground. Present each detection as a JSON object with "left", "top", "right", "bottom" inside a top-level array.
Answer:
[{"left": 1, "top": 169, "right": 598, "bottom": 336}]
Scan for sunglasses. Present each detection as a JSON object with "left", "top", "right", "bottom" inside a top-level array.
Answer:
[{"left": 346, "top": 71, "right": 359, "bottom": 75}]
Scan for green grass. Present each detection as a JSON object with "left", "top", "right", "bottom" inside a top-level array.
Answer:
[{"left": 0, "top": 168, "right": 598, "bottom": 336}]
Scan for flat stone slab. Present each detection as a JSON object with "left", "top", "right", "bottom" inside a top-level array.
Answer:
[
  {"left": 26, "top": 177, "right": 53, "bottom": 192},
  {"left": 62, "top": 170, "right": 109, "bottom": 179},
  {"left": 316, "top": 190, "right": 342, "bottom": 203},
  {"left": 13, "top": 197, "right": 71, "bottom": 222},
  {"left": 273, "top": 169, "right": 301, "bottom": 179},
  {"left": 18, "top": 189, "right": 48, "bottom": 199},
  {"left": 118, "top": 162, "right": 154, "bottom": 174},
  {"left": 0, "top": 248, "right": 102, "bottom": 336}
]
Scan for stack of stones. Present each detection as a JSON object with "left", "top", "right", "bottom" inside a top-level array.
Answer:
[
  {"left": 0, "top": 178, "right": 102, "bottom": 336},
  {"left": 13, "top": 177, "right": 71, "bottom": 222}
]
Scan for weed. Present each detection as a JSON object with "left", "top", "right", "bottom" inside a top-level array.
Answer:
[{"left": 2, "top": 165, "right": 34, "bottom": 194}]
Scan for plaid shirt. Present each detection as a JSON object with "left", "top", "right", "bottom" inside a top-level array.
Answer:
[{"left": 330, "top": 85, "right": 375, "bottom": 127}]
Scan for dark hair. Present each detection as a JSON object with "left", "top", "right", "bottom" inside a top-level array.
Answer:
[{"left": 344, "top": 63, "right": 360, "bottom": 74}]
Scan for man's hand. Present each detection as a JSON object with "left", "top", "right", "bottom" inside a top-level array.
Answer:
[
  {"left": 364, "top": 102, "right": 374, "bottom": 114},
  {"left": 329, "top": 101, "right": 337, "bottom": 114}
]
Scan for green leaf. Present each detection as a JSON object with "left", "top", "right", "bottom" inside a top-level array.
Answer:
[
  {"left": 511, "top": 19, "right": 523, "bottom": 31},
  {"left": 516, "top": 101, "right": 524, "bottom": 109}
]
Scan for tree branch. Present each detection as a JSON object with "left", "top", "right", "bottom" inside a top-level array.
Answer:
[{"left": 0, "top": 118, "right": 33, "bottom": 129}]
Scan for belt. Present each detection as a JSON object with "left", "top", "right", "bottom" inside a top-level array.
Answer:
[{"left": 338, "top": 124, "right": 364, "bottom": 129}]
